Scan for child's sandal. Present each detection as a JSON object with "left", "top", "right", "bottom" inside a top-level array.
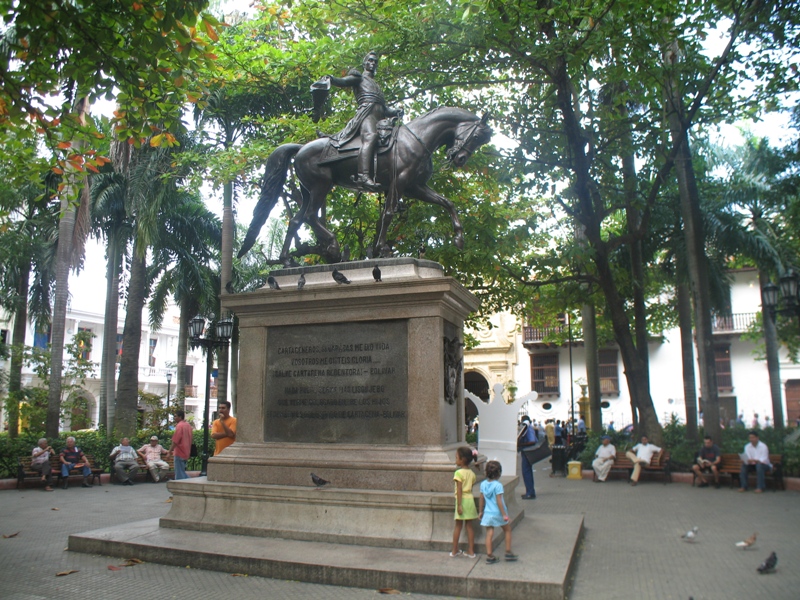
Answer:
[{"left": 449, "top": 550, "right": 464, "bottom": 558}]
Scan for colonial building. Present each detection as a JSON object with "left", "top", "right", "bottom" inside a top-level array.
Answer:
[{"left": 464, "top": 268, "right": 800, "bottom": 429}]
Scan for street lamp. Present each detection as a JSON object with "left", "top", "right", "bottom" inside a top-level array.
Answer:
[
  {"left": 763, "top": 271, "right": 800, "bottom": 321},
  {"left": 190, "top": 314, "right": 234, "bottom": 476},
  {"left": 165, "top": 371, "right": 172, "bottom": 428}
]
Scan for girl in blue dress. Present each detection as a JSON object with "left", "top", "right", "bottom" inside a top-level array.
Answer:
[{"left": 479, "top": 460, "right": 517, "bottom": 563}]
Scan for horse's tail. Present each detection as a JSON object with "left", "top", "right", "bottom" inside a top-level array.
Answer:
[{"left": 238, "top": 143, "right": 303, "bottom": 258}]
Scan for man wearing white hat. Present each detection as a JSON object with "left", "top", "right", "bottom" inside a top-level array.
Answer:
[{"left": 138, "top": 436, "right": 170, "bottom": 483}]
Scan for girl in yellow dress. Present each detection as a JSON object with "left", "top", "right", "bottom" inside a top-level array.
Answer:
[{"left": 450, "top": 446, "right": 479, "bottom": 558}]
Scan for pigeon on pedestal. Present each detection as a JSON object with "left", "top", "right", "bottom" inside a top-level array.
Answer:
[
  {"left": 297, "top": 273, "right": 306, "bottom": 290},
  {"left": 372, "top": 265, "right": 382, "bottom": 282},
  {"left": 311, "top": 473, "right": 330, "bottom": 489},
  {"left": 267, "top": 276, "right": 281, "bottom": 290},
  {"left": 332, "top": 269, "right": 351, "bottom": 284}
]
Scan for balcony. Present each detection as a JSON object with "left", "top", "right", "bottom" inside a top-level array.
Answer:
[
  {"left": 184, "top": 385, "right": 198, "bottom": 398},
  {"left": 523, "top": 325, "right": 565, "bottom": 343},
  {"left": 711, "top": 313, "right": 758, "bottom": 334}
]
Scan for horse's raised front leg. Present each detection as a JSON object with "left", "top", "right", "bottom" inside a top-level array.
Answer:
[{"left": 406, "top": 184, "right": 464, "bottom": 250}]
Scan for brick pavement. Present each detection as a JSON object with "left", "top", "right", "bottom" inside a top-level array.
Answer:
[{"left": 1, "top": 467, "right": 799, "bottom": 600}]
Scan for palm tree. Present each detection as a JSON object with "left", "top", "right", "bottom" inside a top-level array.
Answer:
[
  {"left": 46, "top": 97, "right": 92, "bottom": 437},
  {"left": 113, "top": 136, "right": 202, "bottom": 437},
  {"left": 89, "top": 165, "right": 133, "bottom": 430},
  {"left": 0, "top": 162, "right": 58, "bottom": 436},
  {"left": 148, "top": 194, "right": 222, "bottom": 409}
]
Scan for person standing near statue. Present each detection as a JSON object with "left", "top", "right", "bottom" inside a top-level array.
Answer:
[
  {"left": 211, "top": 400, "right": 237, "bottom": 456},
  {"left": 318, "top": 51, "right": 403, "bottom": 192}
]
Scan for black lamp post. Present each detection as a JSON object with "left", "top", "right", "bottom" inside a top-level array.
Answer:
[
  {"left": 165, "top": 371, "right": 172, "bottom": 427},
  {"left": 189, "top": 314, "right": 234, "bottom": 476},
  {"left": 763, "top": 271, "right": 800, "bottom": 321}
]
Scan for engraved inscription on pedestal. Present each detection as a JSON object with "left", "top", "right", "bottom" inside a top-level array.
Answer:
[{"left": 265, "top": 320, "right": 408, "bottom": 444}]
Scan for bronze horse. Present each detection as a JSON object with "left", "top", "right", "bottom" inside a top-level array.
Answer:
[{"left": 239, "top": 107, "right": 492, "bottom": 265}]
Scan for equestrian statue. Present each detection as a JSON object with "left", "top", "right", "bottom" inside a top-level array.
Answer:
[{"left": 238, "top": 51, "right": 493, "bottom": 266}]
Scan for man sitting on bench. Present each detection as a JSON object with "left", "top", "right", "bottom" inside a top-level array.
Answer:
[
  {"left": 110, "top": 437, "right": 140, "bottom": 486},
  {"left": 692, "top": 435, "right": 721, "bottom": 489},
  {"left": 625, "top": 435, "right": 661, "bottom": 486},
  {"left": 60, "top": 436, "right": 93, "bottom": 489},
  {"left": 31, "top": 438, "right": 55, "bottom": 492},
  {"left": 739, "top": 430, "right": 771, "bottom": 493}
]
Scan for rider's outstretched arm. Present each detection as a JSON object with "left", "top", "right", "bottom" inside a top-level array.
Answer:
[{"left": 328, "top": 72, "right": 362, "bottom": 89}]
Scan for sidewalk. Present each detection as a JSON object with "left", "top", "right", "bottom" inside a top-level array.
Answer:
[{"left": 1, "top": 466, "right": 799, "bottom": 600}]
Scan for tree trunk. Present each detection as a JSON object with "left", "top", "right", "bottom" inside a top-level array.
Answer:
[
  {"left": 581, "top": 303, "right": 602, "bottom": 432},
  {"left": 217, "top": 180, "right": 234, "bottom": 404},
  {"left": 229, "top": 316, "right": 240, "bottom": 413},
  {"left": 115, "top": 238, "right": 147, "bottom": 437},
  {"left": 99, "top": 233, "right": 121, "bottom": 431},
  {"left": 677, "top": 280, "right": 698, "bottom": 441},
  {"left": 176, "top": 296, "right": 193, "bottom": 409},
  {"left": 7, "top": 261, "right": 31, "bottom": 438},
  {"left": 760, "top": 269, "right": 784, "bottom": 428},
  {"left": 665, "top": 41, "right": 720, "bottom": 442},
  {"left": 552, "top": 64, "right": 661, "bottom": 443},
  {"left": 593, "top": 247, "right": 662, "bottom": 443},
  {"left": 46, "top": 97, "right": 90, "bottom": 437}
]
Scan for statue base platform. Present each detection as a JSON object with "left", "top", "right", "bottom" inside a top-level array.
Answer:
[
  {"left": 70, "top": 508, "right": 583, "bottom": 600},
  {"left": 159, "top": 475, "right": 521, "bottom": 551}
]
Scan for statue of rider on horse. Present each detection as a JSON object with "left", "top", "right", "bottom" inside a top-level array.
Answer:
[{"left": 240, "top": 51, "right": 492, "bottom": 265}]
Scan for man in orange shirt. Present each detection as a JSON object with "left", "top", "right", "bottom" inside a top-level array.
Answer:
[{"left": 211, "top": 400, "right": 237, "bottom": 455}]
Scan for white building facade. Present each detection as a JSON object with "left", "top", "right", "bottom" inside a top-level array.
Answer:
[{"left": 464, "top": 269, "right": 800, "bottom": 429}]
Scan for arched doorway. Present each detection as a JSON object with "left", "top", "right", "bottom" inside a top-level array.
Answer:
[{"left": 464, "top": 371, "right": 490, "bottom": 428}]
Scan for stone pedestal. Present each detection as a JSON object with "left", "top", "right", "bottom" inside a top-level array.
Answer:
[{"left": 162, "top": 259, "right": 522, "bottom": 550}]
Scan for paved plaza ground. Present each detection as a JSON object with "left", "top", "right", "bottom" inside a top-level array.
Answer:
[{"left": 1, "top": 464, "right": 799, "bottom": 600}]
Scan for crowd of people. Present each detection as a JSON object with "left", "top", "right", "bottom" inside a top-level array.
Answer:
[{"left": 27, "top": 404, "right": 238, "bottom": 492}]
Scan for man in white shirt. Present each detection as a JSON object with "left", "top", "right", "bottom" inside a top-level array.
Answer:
[
  {"left": 739, "top": 431, "right": 771, "bottom": 493},
  {"left": 110, "top": 437, "right": 140, "bottom": 486},
  {"left": 138, "top": 436, "right": 170, "bottom": 483},
  {"left": 625, "top": 435, "right": 662, "bottom": 486},
  {"left": 592, "top": 435, "right": 616, "bottom": 482}
]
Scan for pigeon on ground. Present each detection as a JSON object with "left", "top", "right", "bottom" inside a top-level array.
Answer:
[
  {"left": 297, "top": 273, "right": 306, "bottom": 290},
  {"left": 373, "top": 265, "right": 382, "bottom": 282},
  {"left": 332, "top": 269, "right": 351, "bottom": 284},
  {"left": 267, "top": 276, "right": 281, "bottom": 290},
  {"left": 311, "top": 473, "right": 330, "bottom": 488},
  {"left": 736, "top": 532, "right": 757, "bottom": 549},
  {"left": 681, "top": 526, "right": 699, "bottom": 542},
  {"left": 757, "top": 551, "right": 777, "bottom": 574}
]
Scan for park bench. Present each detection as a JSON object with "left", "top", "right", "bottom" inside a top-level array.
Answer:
[
  {"left": 593, "top": 449, "right": 671, "bottom": 484},
  {"left": 110, "top": 454, "right": 175, "bottom": 483},
  {"left": 717, "top": 453, "right": 784, "bottom": 491},
  {"left": 17, "top": 454, "right": 103, "bottom": 489}
]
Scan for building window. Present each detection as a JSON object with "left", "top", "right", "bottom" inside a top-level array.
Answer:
[
  {"left": 715, "top": 344, "right": 733, "bottom": 392},
  {"left": 531, "top": 353, "right": 559, "bottom": 394},
  {"left": 33, "top": 327, "right": 51, "bottom": 349},
  {"left": 148, "top": 338, "right": 158, "bottom": 367},
  {"left": 116, "top": 334, "right": 124, "bottom": 363},
  {"left": 77, "top": 327, "right": 92, "bottom": 361},
  {"left": 0, "top": 329, "right": 9, "bottom": 345},
  {"left": 599, "top": 349, "right": 619, "bottom": 394}
]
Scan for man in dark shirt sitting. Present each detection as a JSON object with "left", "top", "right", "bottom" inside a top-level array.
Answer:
[
  {"left": 59, "top": 436, "right": 93, "bottom": 489},
  {"left": 692, "top": 435, "right": 721, "bottom": 489}
]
